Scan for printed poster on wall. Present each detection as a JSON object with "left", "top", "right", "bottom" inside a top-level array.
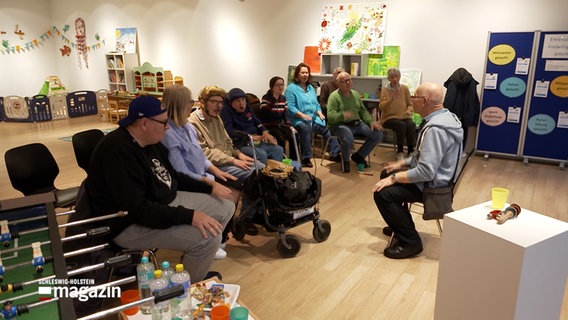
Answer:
[
  {"left": 116, "top": 27, "right": 137, "bottom": 53},
  {"left": 319, "top": 3, "right": 388, "bottom": 54}
]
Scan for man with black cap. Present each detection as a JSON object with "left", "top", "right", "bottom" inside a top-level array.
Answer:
[
  {"left": 79, "top": 95, "right": 235, "bottom": 283},
  {"left": 220, "top": 87, "right": 284, "bottom": 164}
]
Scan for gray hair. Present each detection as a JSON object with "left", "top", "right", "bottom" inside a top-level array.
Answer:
[{"left": 387, "top": 68, "right": 401, "bottom": 77}]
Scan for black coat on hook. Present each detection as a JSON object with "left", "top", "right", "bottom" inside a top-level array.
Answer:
[{"left": 443, "top": 67, "right": 481, "bottom": 127}]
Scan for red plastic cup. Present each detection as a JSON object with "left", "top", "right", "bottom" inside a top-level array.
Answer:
[
  {"left": 120, "top": 289, "right": 140, "bottom": 316},
  {"left": 210, "top": 304, "right": 230, "bottom": 320}
]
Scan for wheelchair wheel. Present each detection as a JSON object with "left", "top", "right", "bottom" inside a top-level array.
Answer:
[
  {"left": 313, "top": 219, "right": 331, "bottom": 242},
  {"left": 277, "top": 234, "right": 301, "bottom": 258}
]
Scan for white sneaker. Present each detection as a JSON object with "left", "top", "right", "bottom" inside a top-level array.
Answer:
[
  {"left": 220, "top": 242, "right": 226, "bottom": 250},
  {"left": 214, "top": 247, "right": 227, "bottom": 260},
  {"left": 396, "top": 152, "right": 405, "bottom": 161}
]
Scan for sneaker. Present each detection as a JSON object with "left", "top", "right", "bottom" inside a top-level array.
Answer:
[
  {"left": 220, "top": 242, "right": 226, "bottom": 250},
  {"left": 350, "top": 153, "right": 369, "bottom": 168},
  {"left": 214, "top": 247, "right": 227, "bottom": 260},
  {"left": 301, "top": 158, "right": 313, "bottom": 168},
  {"left": 396, "top": 152, "right": 405, "bottom": 161},
  {"left": 328, "top": 154, "right": 342, "bottom": 162}
]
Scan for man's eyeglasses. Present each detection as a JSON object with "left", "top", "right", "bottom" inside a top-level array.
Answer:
[
  {"left": 410, "top": 95, "right": 427, "bottom": 100},
  {"left": 207, "top": 99, "right": 224, "bottom": 106},
  {"left": 146, "top": 117, "right": 169, "bottom": 128}
]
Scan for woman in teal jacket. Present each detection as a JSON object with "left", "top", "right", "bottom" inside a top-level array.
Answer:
[{"left": 285, "top": 63, "right": 340, "bottom": 167}]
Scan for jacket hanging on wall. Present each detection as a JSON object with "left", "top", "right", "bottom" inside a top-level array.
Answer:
[{"left": 443, "top": 68, "right": 480, "bottom": 127}]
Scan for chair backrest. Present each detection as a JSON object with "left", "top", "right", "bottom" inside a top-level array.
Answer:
[
  {"left": 4, "top": 143, "right": 59, "bottom": 195},
  {"left": 246, "top": 93, "right": 261, "bottom": 117},
  {"left": 452, "top": 149, "right": 474, "bottom": 193},
  {"left": 72, "top": 129, "right": 105, "bottom": 172}
]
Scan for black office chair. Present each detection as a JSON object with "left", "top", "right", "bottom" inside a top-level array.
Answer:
[
  {"left": 72, "top": 129, "right": 105, "bottom": 173},
  {"left": 4, "top": 143, "right": 79, "bottom": 208}
]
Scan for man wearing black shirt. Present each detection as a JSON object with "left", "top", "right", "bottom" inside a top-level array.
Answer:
[{"left": 82, "top": 95, "right": 234, "bottom": 282}]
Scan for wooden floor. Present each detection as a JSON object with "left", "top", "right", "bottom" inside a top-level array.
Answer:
[{"left": 1, "top": 115, "right": 567, "bottom": 319}]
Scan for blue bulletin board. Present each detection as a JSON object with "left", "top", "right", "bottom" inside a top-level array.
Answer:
[
  {"left": 522, "top": 31, "right": 568, "bottom": 161},
  {"left": 476, "top": 32, "right": 536, "bottom": 156}
]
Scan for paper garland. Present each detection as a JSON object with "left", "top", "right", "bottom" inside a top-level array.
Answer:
[{"left": 0, "top": 26, "right": 105, "bottom": 55}]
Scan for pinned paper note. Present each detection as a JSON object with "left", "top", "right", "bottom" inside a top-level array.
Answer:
[{"left": 485, "top": 73, "right": 498, "bottom": 90}]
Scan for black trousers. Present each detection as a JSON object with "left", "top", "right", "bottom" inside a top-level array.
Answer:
[
  {"left": 373, "top": 183, "right": 423, "bottom": 245},
  {"left": 383, "top": 118, "right": 417, "bottom": 153}
]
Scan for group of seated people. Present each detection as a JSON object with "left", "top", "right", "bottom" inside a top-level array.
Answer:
[{"left": 73, "top": 63, "right": 450, "bottom": 301}]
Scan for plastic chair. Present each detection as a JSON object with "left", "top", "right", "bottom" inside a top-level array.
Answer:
[
  {"left": 72, "top": 129, "right": 105, "bottom": 173},
  {"left": 4, "top": 143, "right": 79, "bottom": 208}
]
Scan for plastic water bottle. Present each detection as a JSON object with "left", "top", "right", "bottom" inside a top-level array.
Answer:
[
  {"left": 137, "top": 256, "right": 155, "bottom": 315},
  {"left": 149, "top": 269, "right": 171, "bottom": 320},
  {"left": 160, "top": 261, "right": 174, "bottom": 287},
  {"left": 170, "top": 263, "right": 191, "bottom": 319}
]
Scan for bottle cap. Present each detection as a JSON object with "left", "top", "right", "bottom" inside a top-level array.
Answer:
[
  {"left": 154, "top": 270, "right": 162, "bottom": 278},
  {"left": 141, "top": 256, "right": 149, "bottom": 263},
  {"left": 175, "top": 264, "right": 184, "bottom": 272},
  {"left": 161, "top": 261, "right": 170, "bottom": 268}
]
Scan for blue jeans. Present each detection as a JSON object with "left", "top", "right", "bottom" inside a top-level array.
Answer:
[
  {"left": 295, "top": 122, "right": 340, "bottom": 159},
  {"left": 373, "top": 183, "right": 423, "bottom": 245},
  {"left": 219, "top": 162, "right": 264, "bottom": 185},
  {"left": 331, "top": 122, "right": 383, "bottom": 162},
  {"left": 240, "top": 142, "right": 283, "bottom": 164}
]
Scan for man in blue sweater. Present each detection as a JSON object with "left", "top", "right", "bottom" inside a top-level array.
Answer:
[{"left": 372, "top": 82, "right": 463, "bottom": 259}]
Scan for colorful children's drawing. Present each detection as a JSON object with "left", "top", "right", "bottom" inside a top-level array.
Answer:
[
  {"left": 116, "top": 27, "right": 137, "bottom": 53},
  {"left": 75, "top": 17, "right": 88, "bottom": 69},
  {"left": 319, "top": 3, "right": 388, "bottom": 54},
  {"left": 367, "top": 46, "right": 400, "bottom": 76}
]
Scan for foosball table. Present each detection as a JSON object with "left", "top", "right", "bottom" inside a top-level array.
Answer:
[{"left": 0, "top": 192, "right": 186, "bottom": 320}]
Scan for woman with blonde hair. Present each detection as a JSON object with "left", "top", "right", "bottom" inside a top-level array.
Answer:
[{"left": 161, "top": 84, "right": 239, "bottom": 259}]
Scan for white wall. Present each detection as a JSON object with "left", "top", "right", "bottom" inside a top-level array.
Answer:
[
  {"left": 1, "top": 0, "right": 567, "bottom": 98},
  {"left": 0, "top": 0, "right": 57, "bottom": 96}
]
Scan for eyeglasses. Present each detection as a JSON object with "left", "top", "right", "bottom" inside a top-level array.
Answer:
[
  {"left": 207, "top": 99, "right": 224, "bottom": 106},
  {"left": 339, "top": 79, "right": 352, "bottom": 83},
  {"left": 146, "top": 117, "right": 169, "bottom": 128},
  {"left": 410, "top": 95, "right": 427, "bottom": 100}
]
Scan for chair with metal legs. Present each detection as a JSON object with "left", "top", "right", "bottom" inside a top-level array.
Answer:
[
  {"left": 386, "top": 149, "right": 474, "bottom": 245},
  {"left": 320, "top": 134, "right": 372, "bottom": 169}
]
